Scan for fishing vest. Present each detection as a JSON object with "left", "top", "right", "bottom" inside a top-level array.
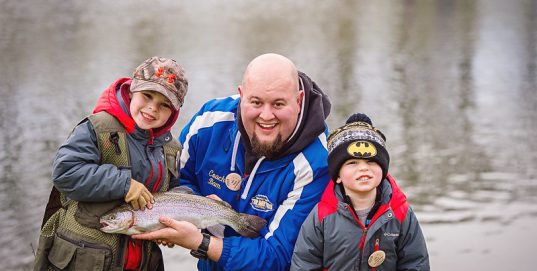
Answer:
[{"left": 34, "top": 111, "right": 181, "bottom": 271}]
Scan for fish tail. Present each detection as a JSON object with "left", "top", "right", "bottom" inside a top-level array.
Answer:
[{"left": 235, "top": 214, "right": 267, "bottom": 238}]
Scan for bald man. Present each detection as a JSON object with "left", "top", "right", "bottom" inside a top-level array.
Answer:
[{"left": 134, "top": 54, "right": 331, "bottom": 270}]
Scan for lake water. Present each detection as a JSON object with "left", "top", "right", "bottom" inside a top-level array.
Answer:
[{"left": 1, "top": 0, "right": 536, "bottom": 270}]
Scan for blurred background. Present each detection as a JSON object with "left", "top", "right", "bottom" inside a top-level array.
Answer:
[{"left": 1, "top": 0, "right": 536, "bottom": 270}]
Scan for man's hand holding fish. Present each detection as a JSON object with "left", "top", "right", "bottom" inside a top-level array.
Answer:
[{"left": 132, "top": 216, "right": 224, "bottom": 261}]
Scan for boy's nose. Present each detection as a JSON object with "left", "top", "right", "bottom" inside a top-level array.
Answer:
[
  {"left": 357, "top": 161, "right": 369, "bottom": 170},
  {"left": 147, "top": 103, "right": 157, "bottom": 111}
]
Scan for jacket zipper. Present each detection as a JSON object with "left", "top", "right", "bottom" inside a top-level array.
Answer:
[
  {"left": 346, "top": 204, "right": 368, "bottom": 269},
  {"left": 152, "top": 162, "right": 163, "bottom": 192}
]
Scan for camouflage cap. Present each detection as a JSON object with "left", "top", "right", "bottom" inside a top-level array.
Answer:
[{"left": 130, "top": 56, "right": 188, "bottom": 110}]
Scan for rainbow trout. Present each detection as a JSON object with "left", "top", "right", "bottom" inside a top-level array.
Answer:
[{"left": 99, "top": 188, "right": 267, "bottom": 238}]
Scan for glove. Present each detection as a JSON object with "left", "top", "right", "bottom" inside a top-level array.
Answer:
[{"left": 125, "top": 179, "right": 154, "bottom": 210}]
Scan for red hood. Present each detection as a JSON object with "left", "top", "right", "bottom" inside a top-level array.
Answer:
[
  {"left": 92, "top": 78, "right": 179, "bottom": 137},
  {"left": 318, "top": 174, "right": 409, "bottom": 224},
  {"left": 385, "top": 174, "right": 409, "bottom": 223}
]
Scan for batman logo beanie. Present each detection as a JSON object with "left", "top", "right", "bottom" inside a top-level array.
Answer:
[{"left": 327, "top": 113, "right": 390, "bottom": 181}]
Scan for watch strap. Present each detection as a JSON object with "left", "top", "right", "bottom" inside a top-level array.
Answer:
[{"left": 190, "top": 233, "right": 211, "bottom": 259}]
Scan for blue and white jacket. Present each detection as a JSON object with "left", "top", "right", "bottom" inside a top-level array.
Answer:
[{"left": 179, "top": 72, "right": 332, "bottom": 270}]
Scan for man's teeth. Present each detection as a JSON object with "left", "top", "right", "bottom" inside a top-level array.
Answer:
[
  {"left": 358, "top": 176, "right": 370, "bottom": 181},
  {"left": 259, "top": 123, "right": 276, "bottom": 128}
]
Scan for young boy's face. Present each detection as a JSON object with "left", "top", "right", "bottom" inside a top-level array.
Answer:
[
  {"left": 129, "top": 90, "right": 173, "bottom": 130},
  {"left": 337, "top": 158, "right": 383, "bottom": 196}
]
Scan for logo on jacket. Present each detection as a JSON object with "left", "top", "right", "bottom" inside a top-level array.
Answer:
[
  {"left": 208, "top": 170, "right": 226, "bottom": 190},
  {"left": 347, "top": 141, "right": 377, "bottom": 158},
  {"left": 250, "top": 195, "right": 274, "bottom": 212}
]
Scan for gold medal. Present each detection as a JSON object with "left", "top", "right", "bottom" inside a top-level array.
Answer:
[
  {"left": 225, "top": 173, "right": 242, "bottom": 191},
  {"left": 368, "top": 250, "right": 386, "bottom": 268}
]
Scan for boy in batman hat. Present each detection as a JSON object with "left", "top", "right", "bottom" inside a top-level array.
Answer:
[{"left": 291, "top": 113, "right": 430, "bottom": 271}]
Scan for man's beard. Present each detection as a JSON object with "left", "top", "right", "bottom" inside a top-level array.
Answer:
[{"left": 251, "top": 133, "right": 285, "bottom": 158}]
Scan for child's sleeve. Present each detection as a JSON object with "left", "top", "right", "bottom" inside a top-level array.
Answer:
[
  {"left": 397, "top": 207, "right": 430, "bottom": 270},
  {"left": 52, "top": 121, "right": 131, "bottom": 202},
  {"left": 290, "top": 205, "right": 324, "bottom": 271}
]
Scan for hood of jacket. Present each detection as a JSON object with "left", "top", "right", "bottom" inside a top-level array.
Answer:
[
  {"left": 238, "top": 71, "right": 331, "bottom": 171},
  {"left": 320, "top": 174, "right": 409, "bottom": 225},
  {"left": 92, "top": 78, "right": 179, "bottom": 138}
]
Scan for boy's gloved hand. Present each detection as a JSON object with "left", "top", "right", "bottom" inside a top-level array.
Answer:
[{"left": 125, "top": 179, "right": 154, "bottom": 210}]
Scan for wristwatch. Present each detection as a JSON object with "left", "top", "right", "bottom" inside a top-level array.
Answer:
[{"left": 190, "top": 233, "right": 211, "bottom": 259}]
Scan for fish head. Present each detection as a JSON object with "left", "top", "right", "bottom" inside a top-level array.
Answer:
[{"left": 99, "top": 210, "right": 134, "bottom": 234}]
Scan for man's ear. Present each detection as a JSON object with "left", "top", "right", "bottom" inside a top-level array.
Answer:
[
  {"left": 297, "top": 90, "right": 305, "bottom": 107},
  {"left": 336, "top": 177, "right": 342, "bottom": 184},
  {"left": 238, "top": 85, "right": 243, "bottom": 98}
]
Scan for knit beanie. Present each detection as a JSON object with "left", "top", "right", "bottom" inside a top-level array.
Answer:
[{"left": 327, "top": 113, "right": 390, "bottom": 181}]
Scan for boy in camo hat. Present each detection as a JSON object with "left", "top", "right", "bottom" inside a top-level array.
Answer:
[{"left": 36, "top": 56, "right": 187, "bottom": 270}]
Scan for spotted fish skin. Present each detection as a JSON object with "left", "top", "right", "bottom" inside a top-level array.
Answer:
[{"left": 99, "top": 190, "right": 267, "bottom": 238}]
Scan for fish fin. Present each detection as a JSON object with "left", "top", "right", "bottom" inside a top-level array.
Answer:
[
  {"left": 168, "top": 186, "right": 195, "bottom": 194},
  {"left": 235, "top": 214, "right": 267, "bottom": 238},
  {"left": 207, "top": 224, "right": 225, "bottom": 238},
  {"left": 126, "top": 226, "right": 145, "bottom": 235}
]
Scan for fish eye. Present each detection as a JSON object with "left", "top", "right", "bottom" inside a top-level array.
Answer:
[{"left": 109, "top": 215, "right": 116, "bottom": 220}]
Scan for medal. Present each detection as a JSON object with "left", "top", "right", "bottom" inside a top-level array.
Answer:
[
  {"left": 368, "top": 250, "right": 386, "bottom": 267},
  {"left": 225, "top": 172, "right": 242, "bottom": 191}
]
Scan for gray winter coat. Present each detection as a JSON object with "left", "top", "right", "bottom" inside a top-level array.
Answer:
[
  {"left": 291, "top": 175, "right": 430, "bottom": 271},
  {"left": 52, "top": 79, "right": 180, "bottom": 202}
]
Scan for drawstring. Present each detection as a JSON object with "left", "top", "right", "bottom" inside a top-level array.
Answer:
[
  {"left": 230, "top": 132, "right": 241, "bottom": 171},
  {"left": 241, "top": 156, "right": 265, "bottom": 199}
]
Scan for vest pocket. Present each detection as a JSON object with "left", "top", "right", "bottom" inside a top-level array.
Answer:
[{"left": 48, "top": 232, "right": 112, "bottom": 270}]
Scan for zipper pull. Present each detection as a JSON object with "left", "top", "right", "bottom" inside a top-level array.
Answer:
[
  {"left": 368, "top": 238, "right": 386, "bottom": 269},
  {"left": 148, "top": 129, "right": 154, "bottom": 145}
]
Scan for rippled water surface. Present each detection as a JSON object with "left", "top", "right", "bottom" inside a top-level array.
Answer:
[{"left": 1, "top": 0, "right": 536, "bottom": 270}]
